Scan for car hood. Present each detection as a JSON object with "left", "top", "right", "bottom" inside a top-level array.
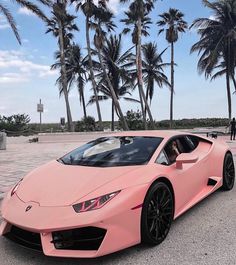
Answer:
[{"left": 16, "top": 160, "right": 142, "bottom": 207}]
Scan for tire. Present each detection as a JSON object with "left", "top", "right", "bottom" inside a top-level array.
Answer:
[
  {"left": 222, "top": 152, "right": 235, "bottom": 191},
  {"left": 141, "top": 181, "right": 174, "bottom": 245}
]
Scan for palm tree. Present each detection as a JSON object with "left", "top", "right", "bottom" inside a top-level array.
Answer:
[
  {"left": 93, "top": 5, "right": 129, "bottom": 130},
  {"left": 88, "top": 83, "right": 139, "bottom": 131},
  {"left": 52, "top": 44, "right": 89, "bottom": 119},
  {"left": 121, "top": 0, "right": 156, "bottom": 129},
  {"left": 0, "top": 0, "right": 48, "bottom": 44},
  {"left": 70, "top": 0, "right": 104, "bottom": 131},
  {"left": 89, "top": 34, "right": 138, "bottom": 131},
  {"left": 157, "top": 8, "right": 188, "bottom": 128},
  {"left": 142, "top": 42, "right": 171, "bottom": 111},
  {"left": 191, "top": 0, "right": 236, "bottom": 121},
  {"left": 46, "top": 1, "right": 78, "bottom": 131},
  {"left": 66, "top": 44, "right": 88, "bottom": 119},
  {"left": 211, "top": 61, "right": 236, "bottom": 94}
]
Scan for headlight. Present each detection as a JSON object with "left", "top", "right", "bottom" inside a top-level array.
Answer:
[
  {"left": 11, "top": 179, "right": 23, "bottom": 196},
  {"left": 73, "top": 191, "right": 120, "bottom": 213}
]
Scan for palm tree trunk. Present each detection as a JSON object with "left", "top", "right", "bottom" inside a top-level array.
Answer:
[
  {"left": 137, "top": 17, "right": 155, "bottom": 129},
  {"left": 86, "top": 16, "right": 103, "bottom": 131},
  {"left": 230, "top": 73, "right": 236, "bottom": 93},
  {"left": 144, "top": 84, "right": 150, "bottom": 118},
  {"left": 81, "top": 88, "right": 87, "bottom": 119},
  {"left": 58, "top": 20, "right": 74, "bottom": 132},
  {"left": 226, "top": 69, "right": 232, "bottom": 121},
  {"left": 226, "top": 39, "right": 232, "bottom": 121},
  {"left": 170, "top": 42, "right": 174, "bottom": 129},
  {"left": 111, "top": 100, "right": 115, "bottom": 131},
  {"left": 96, "top": 45, "right": 129, "bottom": 131},
  {"left": 136, "top": 45, "right": 147, "bottom": 130}
]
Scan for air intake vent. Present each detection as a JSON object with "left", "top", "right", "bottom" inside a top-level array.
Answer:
[
  {"left": 51, "top": 226, "right": 106, "bottom": 251},
  {"left": 5, "top": 225, "right": 42, "bottom": 251}
]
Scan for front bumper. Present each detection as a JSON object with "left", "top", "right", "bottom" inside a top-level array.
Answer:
[{"left": 0, "top": 185, "right": 147, "bottom": 258}]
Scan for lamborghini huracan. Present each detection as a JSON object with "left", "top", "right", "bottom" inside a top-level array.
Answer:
[{"left": 0, "top": 131, "right": 235, "bottom": 258}]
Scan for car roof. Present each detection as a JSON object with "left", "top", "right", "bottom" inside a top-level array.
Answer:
[{"left": 109, "top": 130, "right": 187, "bottom": 139}]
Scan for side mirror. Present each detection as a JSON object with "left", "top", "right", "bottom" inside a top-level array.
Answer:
[{"left": 176, "top": 153, "right": 198, "bottom": 169}]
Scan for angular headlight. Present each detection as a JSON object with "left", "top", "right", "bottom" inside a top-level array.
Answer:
[
  {"left": 73, "top": 191, "right": 120, "bottom": 213},
  {"left": 11, "top": 179, "right": 23, "bottom": 196}
]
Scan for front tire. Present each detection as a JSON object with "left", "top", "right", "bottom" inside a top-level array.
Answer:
[
  {"left": 222, "top": 152, "right": 235, "bottom": 191},
  {"left": 141, "top": 182, "right": 174, "bottom": 245}
]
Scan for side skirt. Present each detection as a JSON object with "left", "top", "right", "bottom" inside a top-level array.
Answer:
[{"left": 174, "top": 176, "right": 222, "bottom": 219}]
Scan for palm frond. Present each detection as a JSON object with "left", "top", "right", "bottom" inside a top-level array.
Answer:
[
  {"left": 87, "top": 95, "right": 109, "bottom": 106},
  {"left": 0, "top": 4, "right": 21, "bottom": 44},
  {"left": 123, "top": 97, "right": 140, "bottom": 103},
  {"left": 13, "top": 0, "right": 49, "bottom": 22}
]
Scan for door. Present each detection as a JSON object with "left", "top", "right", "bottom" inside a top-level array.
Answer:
[{"left": 158, "top": 136, "right": 208, "bottom": 213}]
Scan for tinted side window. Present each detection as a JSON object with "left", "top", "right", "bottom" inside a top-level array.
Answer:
[
  {"left": 156, "top": 151, "right": 169, "bottom": 166},
  {"left": 185, "top": 136, "right": 199, "bottom": 151},
  {"left": 162, "top": 138, "right": 183, "bottom": 165},
  {"left": 156, "top": 136, "right": 197, "bottom": 166}
]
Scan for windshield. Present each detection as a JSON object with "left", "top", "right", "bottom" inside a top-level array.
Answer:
[{"left": 59, "top": 136, "right": 163, "bottom": 167}]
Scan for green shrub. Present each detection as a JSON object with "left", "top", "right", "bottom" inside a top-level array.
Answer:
[
  {"left": 119, "top": 110, "right": 145, "bottom": 130},
  {"left": 75, "top": 116, "right": 96, "bottom": 132},
  {"left": 0, "top": 114, "right": 30, "bottom": 132},
  {"left": 155, "top": 118, "right": 229, "bottom": 129}
]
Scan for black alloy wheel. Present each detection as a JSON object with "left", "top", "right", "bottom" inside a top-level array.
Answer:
[
  {"left": 141, "top": 181, "right": 174, "bottom": 245},
  {"left": 222, "top": 152, "right": 235, "bottom": 191}
]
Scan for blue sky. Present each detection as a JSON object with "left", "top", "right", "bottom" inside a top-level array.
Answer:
[{"left": 0, "top": 0, "right": 234, "bottom": 123}]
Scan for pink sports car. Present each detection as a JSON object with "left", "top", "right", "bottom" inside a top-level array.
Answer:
[{"left": 0, "top": 131, "right": 235, "bottom": 258}]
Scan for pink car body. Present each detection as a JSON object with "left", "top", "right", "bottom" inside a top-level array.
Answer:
[{"left": 0, "top": 130, "right": 233, "bottom": 258}]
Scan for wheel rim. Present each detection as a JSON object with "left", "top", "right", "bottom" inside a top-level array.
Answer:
[
  {"left": 147, "top": 185, "right": 173, "bottom": 242},
  {"left": 225, "top": 155, "right": 235, "bottom": 188}
]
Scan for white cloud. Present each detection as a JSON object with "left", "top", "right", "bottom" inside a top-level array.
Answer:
[
  {"left": 0, "top": 73, "right": 29, "bottom": 84},
  {"left": 92, "top": 0, "right": 121, "bottom": 14},
  {"left": 209, "top": 15, "right": 216, "bottom": 20},
  {"left": 0, "top": 23, "right": 10, "bottom": 30},
  {"left": 0, "top": 106, "right": 6, "bottom": 111},
  {"left": 108, "top": 0, "right": 120, "bottom": 14},
  {"left": 0, "top": 50, "right": 57, "bottom": 84},
  {"left": 18, "top": 7, "right": 35, "bottom": 16},
  {"left": 0, "top": 16, "right": 10, "bottom": 30},
  {"left": 39, "top": 69, "right": 57, "bottom": 78}
]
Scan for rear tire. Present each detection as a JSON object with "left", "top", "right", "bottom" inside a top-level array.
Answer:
[
  {"left": 222, "top": 152, "right": 235, "bottom": 191},
  {"left": 141, "top": 182, "right": 174, "bottom": 245}
]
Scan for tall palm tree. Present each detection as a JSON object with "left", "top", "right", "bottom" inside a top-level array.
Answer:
[
  {"left": 66, "top": 44, "right": 88, "bottom": 119},
  {"left": 93, "top": 5, "right": 129, "bottom": 130},
  {"left": 52, "top": 44, "right": 89, "bottom": 119},
  {"left": 142, "top": 42, "right": 171, "bottom": 110},
  {"left": 46, "top": 1, "right": 78, "bottom": 131},
  {"left": 88, "top": 84, "right": 139, "bottom": 131},
  {"left": 157, "top": 8, "right": 188, "bottom": 128},
  {"left": 71, "top": 0, "right": 103, "bottom": 131},
  {"left": 211, "top": 61, "right": 236, "bottom": 93},
  {"left": 191, "top": 0, "right": 236, "bottom": 121},
  {"left": 90, "top": 34, "right": 138, "bottom": 131},
  {"left": 0, "top": 0, "right": 48, "bottom": 44},
  {"left": 121, "top": 0, "right": 156, "bottom": 129}
]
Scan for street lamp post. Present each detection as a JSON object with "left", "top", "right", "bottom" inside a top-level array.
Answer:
[{"left": 37, "top": 99, "right": 44, "bottom": 132}]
